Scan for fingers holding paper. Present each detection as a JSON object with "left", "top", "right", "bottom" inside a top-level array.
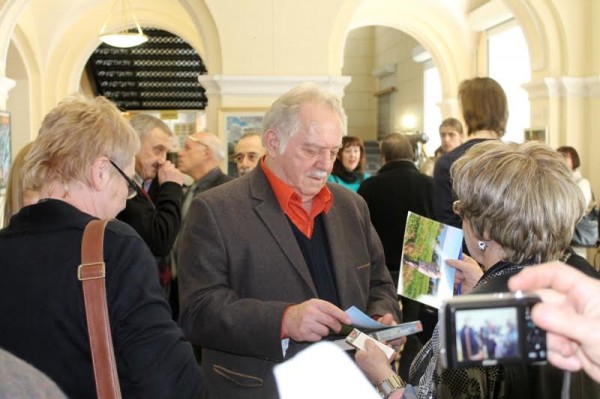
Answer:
[
  {"left": 446, "top": 254, "right": 483, "bottom": 295},
  {"left": 355, "top": 339, "right": 396, "bottom": 385},
  {"left": 376, "top": 314, "right": 405, "bottom": 352},
  {"left": 281, "top": 298, "right": 352, "bottom": 342}
]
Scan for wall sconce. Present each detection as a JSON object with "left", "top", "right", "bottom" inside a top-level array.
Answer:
[{"left": 98, "top": 0, "right": 148, "bottom": 48}]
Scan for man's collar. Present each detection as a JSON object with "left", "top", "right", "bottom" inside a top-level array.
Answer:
[{"left": 260, "top": 158, "right": 332, "bottom": 215}]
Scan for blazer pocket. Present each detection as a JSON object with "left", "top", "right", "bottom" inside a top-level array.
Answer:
[
  {"left": 356, "top": 262, "right": 371, "bottom": 270},
  {"left": 212, "top": 364, "right": 264, "bottom": 388}
]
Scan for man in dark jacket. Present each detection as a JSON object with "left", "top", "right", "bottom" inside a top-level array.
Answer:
[
  {"left": 358, "top": 132, "right": 435, "bottom": 379},
  {"left": 117, "top": 114, "right": 184, "bottom": 304},
  {"left": 172, "top": 131, "right": 234, "bottom": 319},
  {"left": 358, "top": 133, "right": 434, "bottom": 284},
  {"left": 177, "top": 131, "right": 234, "bottom": 218}
]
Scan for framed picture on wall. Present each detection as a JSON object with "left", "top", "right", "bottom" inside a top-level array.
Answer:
[
  {"left": 219, "top": 108, "right": 266, "bottom": 143},
  {"left": 218, "top": 108, "right": 266, "bottom": 176},
  {"left": 524, "top": 127, "right": 547, "bottom": 143},
  {"left": 0, "top": 111, "right": 11, "bottom": 191}
]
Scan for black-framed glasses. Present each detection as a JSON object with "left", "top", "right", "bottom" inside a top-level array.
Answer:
[
  {"left": 452, "top": 200, "right": 463, "bottom": 219},
  {"left": 109, "top": 160, "right": 141, "bottom": 199}
]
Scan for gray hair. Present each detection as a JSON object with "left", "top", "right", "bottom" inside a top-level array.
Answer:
[
  {"left": 201, "top": 132, "right": 226, "bottom": 161},
  {"left": 262, "top": 82, "right": 346, "bottom": 152},
  {"left": 129, "top": 114, "right": 173, "bottom": 140},
  {"left": 451, "top": 140, "right": 585, "bottom": 264},
  {"left": 238, "top": 131, "right": 262, "bottom": 142}
]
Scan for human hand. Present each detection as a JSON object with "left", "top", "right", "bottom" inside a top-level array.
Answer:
[
  {"left": 355, "top": 339, "right": 396, "bottom": 385},
  {"left": 508, "top": 261, "right": 600, "bottom": 383},
  {"left": 281, "top": 299, "right": 351, "bottom": 342},
  {"left": 158, "top": 160, "right": 184, "bottom": 185},
  {"left": 446, "top": 254, "right": 483, "bottom": 294},
  {"left": 376, "top": 314, "right": 405, "bottom": 352}
]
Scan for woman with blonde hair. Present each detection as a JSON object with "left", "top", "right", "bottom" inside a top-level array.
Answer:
[
  {"left": 0, "top": 95, "right": 201, "bottom": 398},
  {"left": 2, "top": 142, "right": 38, "bottom": 226}
]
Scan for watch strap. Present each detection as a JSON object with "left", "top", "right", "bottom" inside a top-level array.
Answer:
[{"left": 376, "top": 373, "right": 406, "bottom": 398}]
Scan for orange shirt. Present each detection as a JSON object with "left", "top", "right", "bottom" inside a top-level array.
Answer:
[{"left": 260, "top": 158, "right": 332, "bottom": 238}]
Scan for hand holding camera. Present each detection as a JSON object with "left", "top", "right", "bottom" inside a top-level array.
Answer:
[{"left": 509, "top": 261, "right": 600, "bottom": 383}]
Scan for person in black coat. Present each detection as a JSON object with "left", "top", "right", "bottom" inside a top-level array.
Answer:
[
  {"left": 357, "top": 132, "right": 435, "bottom": 379},
  {"left": 0, "top": 95, "right": 202, "bottom": 399},
  {"left": 172, "top": 131, "right": 234, "bottom": 323},
  {"left": 358, "top": 133, "right": 434, "bottom": 283},
  {"left": 116, "top": 114, "right": 184, "bottom": 301}
]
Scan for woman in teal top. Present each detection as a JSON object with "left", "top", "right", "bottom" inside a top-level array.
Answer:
[{"left": 328, "top": 136, "right": 369, "bottom": 192}]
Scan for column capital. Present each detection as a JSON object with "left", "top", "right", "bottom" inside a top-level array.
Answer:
[{"left": 198, "top": 74, "right": 351, "bottom": 100}]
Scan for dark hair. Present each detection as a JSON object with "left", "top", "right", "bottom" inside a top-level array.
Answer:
[
  {"left": 380, "top": 133, "right": 414, "bottom": 162},
  {"left": 459, "top": 77, "right": 508, "bottom": 137},
  {"left": 331, "top": 136, "right": 366, "bottom": 175},
  {"left": 439, "top": 117, "right": 464, "bottom": 134},
  {"left": 556, "top": 146, "right": 581, "bottom": 169}
]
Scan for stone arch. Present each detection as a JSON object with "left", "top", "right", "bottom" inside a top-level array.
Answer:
[
  {"left": 0, "top": 0, "right": 222, "bottom": 115},
  {"left": 178, "top": 0, "right": 222, "bottom": 74},
  {"left": 7, "top": 24, "right": 41, "bottom": 143},
  {"left": 328, "top": 0, "right": 471, "bottom": 104},
  {"left": 0, "top": 0, "right": 29, "bottom": 76},
  {"left": 41, "top": 1, "right": 220, "bottom": 115},
  {"left": 502, "top": 0, "right": 565, "bottom": 74}
]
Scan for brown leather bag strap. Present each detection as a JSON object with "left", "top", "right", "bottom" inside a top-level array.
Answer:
[{"left": 79, "top": 219, "right": 122, "bottom": 399}]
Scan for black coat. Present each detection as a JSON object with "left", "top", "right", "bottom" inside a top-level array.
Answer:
[
  {"left": 357, "top": 160, "right": 434, "bottom": 275},
  {"left": 0, "top": 200, "right": 202, "bottom": 398},
  {"left": 116, "top": 177, "right": 183, "bottom": 257},
  {"left": 357, "top": 160, "right": 436, "bottom": 377}
]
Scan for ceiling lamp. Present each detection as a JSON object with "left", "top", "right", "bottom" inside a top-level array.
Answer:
[{"left": 98, "top": 0, "right": 148, "bottom": 48}]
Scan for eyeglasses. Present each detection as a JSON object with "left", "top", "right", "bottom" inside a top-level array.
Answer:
[
  {"left": 452, "top": 200, "right": 463, "bottom": 219},
  {"left": 109, "top": 160, "right": 141, "bottom": 199}
]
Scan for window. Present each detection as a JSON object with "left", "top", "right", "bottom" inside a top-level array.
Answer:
[
  {"left": 423, "top": 61, "right": 442, "bottom": 155},
  {"left": 376, "top": 88, "right": 395, "bottom": 139},
  {"left": 488, "top": 22, "right": 531, "bottom": 143}
]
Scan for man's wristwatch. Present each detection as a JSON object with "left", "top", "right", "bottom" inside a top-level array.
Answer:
[{"left": 376, "top": 374, "right": 406, "bottom": 398}]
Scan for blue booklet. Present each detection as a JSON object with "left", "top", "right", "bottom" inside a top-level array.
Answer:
[{"left": 398, "top": 211, "right": 463, "bottom": 309}]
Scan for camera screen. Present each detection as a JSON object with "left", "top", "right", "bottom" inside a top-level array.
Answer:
[{"left": 454, "top": 307, "right": 520, "bottom": 363}]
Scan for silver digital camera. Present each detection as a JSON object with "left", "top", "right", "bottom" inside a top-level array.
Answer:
[{"left": 439, "top": 291, "right": 547, "bottom": 368}]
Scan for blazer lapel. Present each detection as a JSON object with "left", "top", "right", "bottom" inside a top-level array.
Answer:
[{"left": 249, "top": 169, "right": 318, "bottom": 296}]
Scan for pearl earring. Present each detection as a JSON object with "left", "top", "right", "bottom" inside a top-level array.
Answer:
[{"left": 478, "top": 241, "right": 487, "bottom": 252}]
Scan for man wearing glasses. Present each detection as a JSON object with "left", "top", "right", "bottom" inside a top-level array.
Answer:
[
  {"left": 176, "top": 131, "right": 233, "bottom": 218},
  {"left": 116, "top": 114, "right": 184, "bottom": 306},
  {"left": 171, "top": 131, "right": 233, "bottom": 320}
]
